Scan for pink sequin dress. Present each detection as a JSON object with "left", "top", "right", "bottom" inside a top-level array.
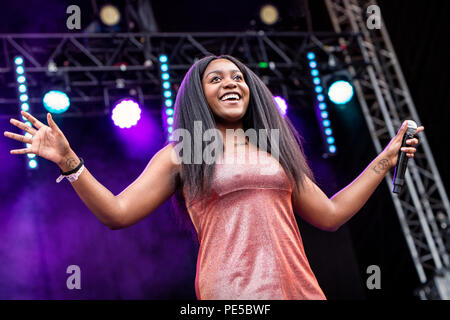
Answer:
[{"left": 183, "top": 144, "right": 326, "bottom": 300}]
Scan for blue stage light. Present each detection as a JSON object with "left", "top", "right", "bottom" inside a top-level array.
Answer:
[
  {"left": 163, "top": 81, "right": 170, "bottom": 89},
  {"left": 159, "top": 55, "right": 168, "bottom": 63},
  {"left": 325, "top": 128, "right": 333, "bottom": 136},
  {"left": 18, "top": 84, "right": 27, "bottom": 93},
  {"left": 28, "top": 159, "right": 38, "bottom": 169},
  {"left": 21, "top": 103, "right": 29, "bottom": 111},
  {"left": 168, "top": 127, "right": 173, "bottom": 133},
  {"left": 328, "top": 80, "right": 354, "bottom": 104},
  {"left": 309, "top": 61, "right": 317, "bottom": 68},
  {"left": 167, "top": 117, "right": 174, "bottom": 125},
  {"left": 16, "top": 66, "right": 24, "bottom": 74},
  {"left": 17, "top": 75, "right": 26, "bottom": 83},
  {"left": 165, "top": 108, "right": 174, "bottom": 116},
  {"left": 313, "top": 77, "right": 321, "bottom": 85},
  {"left": 315, "top": 86, "right": 323, "bottom": 93},
  {"left": 164, "top": 90, "right": 172, "bottom": 98},
  {"left": 323, "top": 119, "right": 331, "bottom": 127},
  {"left": 307, "top": 52, "right": 316, "bottom": 60},
  {"left": 321, "top": 111, "right": 328, "bottom": 119},
  {"left": 317, "top": 94, "right": 324, "bottom": 102},
  {"left": 160, "top": 64, "right": 168, "bottom": 72},
  {"left": 319, "top": 103, "right": 327, "bottom": 110},
  {"left": 19, "top": 94, "right": 28, "bottom": 102},
  {"left": 311, "top": 69, "right": 319, "bottom": 77},
  {"left": 14, "top": 57, "right": 24, "bottom": 65},
  {"left": 165, "top": 99, "right": 173, "bottom": 107},
  {"left": 43, "top": 90, "right": 70, "bottom": 113},
  {"left": 327, "top": 137, "right": 335, "bottom": 144},
  {"left": 162, "top": 73, "right": 170, "bottom": 80},
  {"left": 329, "top": 145, "right": 337, "bottom": 153}
]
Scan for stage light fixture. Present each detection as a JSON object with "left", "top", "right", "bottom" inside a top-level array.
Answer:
[
  {"left": 14, "top": 57, "right": 24, "bottom": 65},
  {"left": 100, "top": 4, "right": 121, "bottom": 26},
  {"left": 16, "top": 66, "right": 24, "bottom": 74},
  {"left": 159, "top": 55, "right": 168, "bottom": 63},
  {"left": 19, "top": 94, "right": 28, "bottom": 102},
  {"left": 43, "top": 90, "right": 70, "bottom": 114},
  {"left": 260, "top": 4, "right": 279, "bottom": 25},
  {"left": 28, "top": 159, "right": 38, "bottom": 169},
  {"left": 159, "top": 54, "right": 174, "bottom": 138},
  {"left": 21, "top": 103, "right": 29, "bottom": 111},
  {"left": 307, "top": 52, "right": 316, "bottom": 60},
  {"left": 273, "top": 96, "right": 288, "bottom": 116},
  {"left": 111, "top": 99, "right": 142, "bottom": 129},
  {"left": 327, "top": 80, "right": 354, "bottom": 105}
]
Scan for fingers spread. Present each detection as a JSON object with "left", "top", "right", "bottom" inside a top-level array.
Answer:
[
  {"left": 21, "top": 111, "right": 45, "bottom": 130},
  {"left": 4, "top": 131, "right": 32, "bottom": 144},
  {"left": 10, "top": 118, "right": 37, "bottom": 135},
  {"left": 10, "top": 148, "right": 32, "bottom": 155},
  {"left": 47, "top": 113, "right": 61, "bottom": 134}
]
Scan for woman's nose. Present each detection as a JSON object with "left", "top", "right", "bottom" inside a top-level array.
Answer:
[{"left": 223, "top": 80, "right": 237, "bottom": 88}]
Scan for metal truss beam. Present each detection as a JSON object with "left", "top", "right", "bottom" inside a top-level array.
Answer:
[
  {"left": 0, "top": 31, "right": 357, "bottom": 119},
  {"left": 325, "top": 0, "right": 450, "bottom": 299}
]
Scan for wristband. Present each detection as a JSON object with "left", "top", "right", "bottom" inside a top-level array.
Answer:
[{"left": 56, "top": 157, "right": 84, "bottom": 183}]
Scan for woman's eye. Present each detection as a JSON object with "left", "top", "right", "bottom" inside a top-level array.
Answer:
[
  {"left": 211, "top": 77, "right": 221, "bottom": 82},
  {"left": 234, "top": 75, "right": 242, "bottom": 80}
]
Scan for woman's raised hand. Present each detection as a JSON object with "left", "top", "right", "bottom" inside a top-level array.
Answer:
[{"left": 4, "top": 111, "right": 72, "bottom": 165}]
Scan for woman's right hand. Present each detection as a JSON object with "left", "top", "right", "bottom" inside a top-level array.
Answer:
[{"left": 4, "top": 110, "right": 72, "bottom": 166}]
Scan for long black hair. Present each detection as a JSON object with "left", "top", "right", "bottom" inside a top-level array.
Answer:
[{"left": 167, "top": 55, "right": 316, "bottom": 237}]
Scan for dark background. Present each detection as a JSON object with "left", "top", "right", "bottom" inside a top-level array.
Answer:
[{"left": 0, "top": 0, "right": 448, "bottom": 299}]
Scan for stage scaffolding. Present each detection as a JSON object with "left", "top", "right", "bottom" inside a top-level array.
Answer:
[
  {"left": 325, "top": 0, "right": 450, "bottom": 299},
  {"left": 0, "top": 31, "right": 356, "bottom": 119}
]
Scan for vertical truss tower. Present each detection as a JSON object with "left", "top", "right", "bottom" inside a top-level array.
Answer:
[{"left": 325, "top": 0, "right": 450, "bottom": 299}]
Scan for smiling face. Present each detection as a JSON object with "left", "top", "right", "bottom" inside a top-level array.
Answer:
[{"left": 201, "top": 59, "right": 250, "bottom": 126}]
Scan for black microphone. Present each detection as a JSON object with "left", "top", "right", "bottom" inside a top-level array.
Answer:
[{"left": 393, "top": 120, "right": 417, "bottom": 194}]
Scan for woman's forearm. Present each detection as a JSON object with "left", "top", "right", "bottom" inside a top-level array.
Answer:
[
  {"left": 330, "top": 151, "right": 392, "bottom": 229},
  {"left": 58, "top": 149, "right": 123, "bottom": 229}
]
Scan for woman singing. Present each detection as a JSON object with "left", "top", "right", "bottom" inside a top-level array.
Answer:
[{"left": 3, "top": 55, "right": 423, "bottom": 300}]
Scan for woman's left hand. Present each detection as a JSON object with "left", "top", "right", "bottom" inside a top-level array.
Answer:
[{"left": 382, "top": 121, "right": 425, "bottom": 169}]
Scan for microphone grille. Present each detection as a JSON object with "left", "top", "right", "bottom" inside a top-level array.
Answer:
[{"left": 406, "top": 120, "right": 418, "bottom": 135}]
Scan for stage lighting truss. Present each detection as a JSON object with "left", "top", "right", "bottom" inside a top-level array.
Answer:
[
  {"left": 326, "top": 0, "right": 450, "bottom": 300},
  {"left": 306, "top": 51, "right": 337, "bottom": 156},
  {"left": 0, "top": 32, "right": 358, "bottom": 122},
  {"left": 14, "top": 56, "right": 38, "bottom": 170},
  {"left": 158, "top": 54, "right": 174, "bottom": 139}
]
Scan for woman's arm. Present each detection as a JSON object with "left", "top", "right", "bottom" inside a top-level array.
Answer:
[
  {"left": 5, "top": 111, "right": 180, "bottom": 230},
  {"left": 292, "top": 121, "right": 424, "bottom": 232},
  {"left": 60, "top": 144, "right": 180, "bottom": 230}
]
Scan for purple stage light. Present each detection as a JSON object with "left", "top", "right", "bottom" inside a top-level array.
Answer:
[
  {"left": 273, "top": 96, "right": 288, "bottom": 116},
  {"left": 111, "top": 99, "right": 142, "bottom": 128}
]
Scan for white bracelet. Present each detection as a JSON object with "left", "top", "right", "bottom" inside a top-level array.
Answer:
[{"left": 56, "top": 165, "right": 85, "bottom": 183}]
